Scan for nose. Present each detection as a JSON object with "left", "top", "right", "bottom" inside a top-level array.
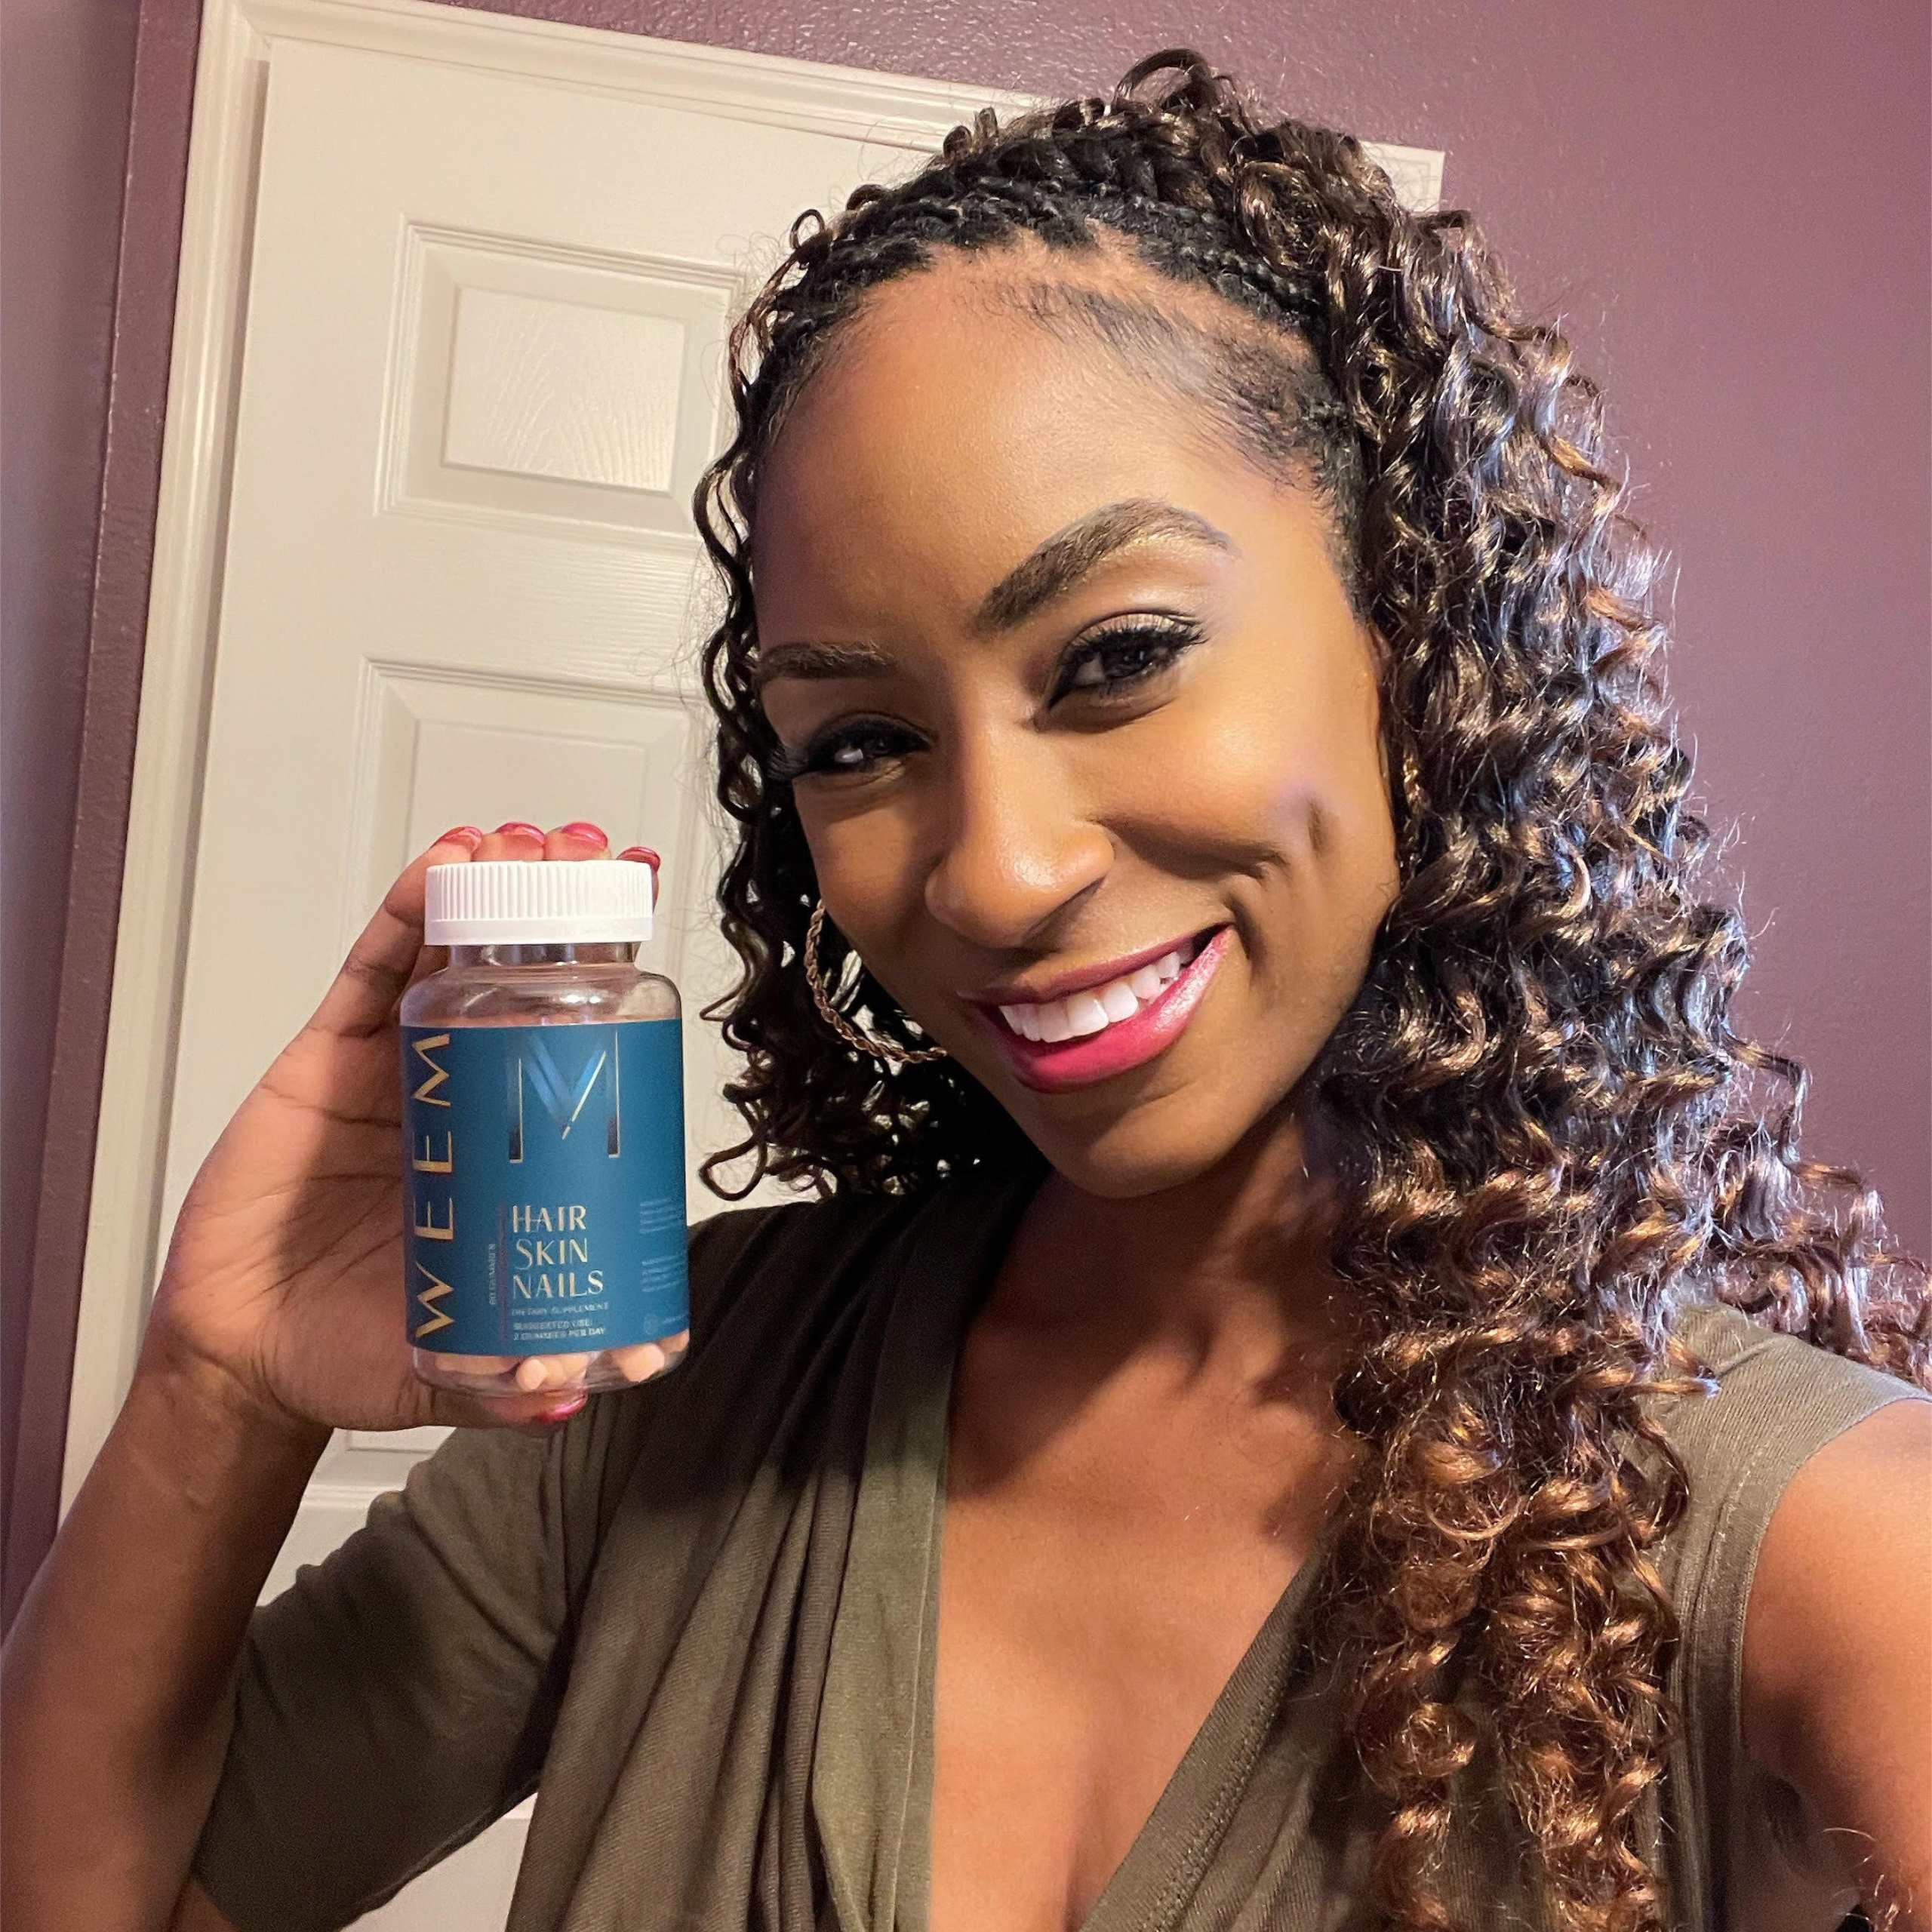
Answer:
[{"left": 921, "top": 725, "right": 1112, "bottom": 951}]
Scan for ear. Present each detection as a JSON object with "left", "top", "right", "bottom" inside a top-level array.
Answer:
[
  {"left": 1361, "top": 620, "right": 1395, "bottom": 681},
  {"left": 1362, "top": 626, "right": 1418, "bottom": 833}
]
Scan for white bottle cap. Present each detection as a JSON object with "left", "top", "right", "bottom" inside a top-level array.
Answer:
[{"left": 424, "top": 860, "right": 654, "bottom": 946}]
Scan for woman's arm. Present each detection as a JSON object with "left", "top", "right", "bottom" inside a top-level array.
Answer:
[
  {"left": 1743, "top": 1395, "right": 1932, "bottom": 1930},
  {"left": 2, "top": 827, "right": 598, "bottom": 1932},
  {"left": 1, "top": 1352, "right": 325, "bottom": 1932}
]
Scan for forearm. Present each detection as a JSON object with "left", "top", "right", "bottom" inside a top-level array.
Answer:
[{"left": 1, "top": 1349, "right": 328, "bottom": 1932}]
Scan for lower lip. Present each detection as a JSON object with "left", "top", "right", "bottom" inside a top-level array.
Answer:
[{"left": 977, "top": 928, "right": 1232, "bottom": 1094}]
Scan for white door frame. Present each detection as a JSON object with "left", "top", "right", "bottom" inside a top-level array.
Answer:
[{"left": 63, "top": 0, "right": 1442, "bottom": 1509}]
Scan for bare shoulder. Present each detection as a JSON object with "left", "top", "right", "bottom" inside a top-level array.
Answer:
[
  {"left": 1744, "top": 1394, "right": 1932, "bottom": 1740},
  {"left": 1743, "top": 1395, "right": 1932, "bottom": 1926}
]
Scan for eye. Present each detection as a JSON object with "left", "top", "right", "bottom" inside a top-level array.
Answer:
[
  {"left": 770, "top": 716, "right": 924, "bottom": 783},
  {"left": 1051, "top": 615, "right": 1204, "bottom": 704}
]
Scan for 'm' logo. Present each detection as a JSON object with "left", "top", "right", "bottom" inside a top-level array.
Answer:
[{"left": 508, "top": 1032, "right": 621, "bottom": 1160}]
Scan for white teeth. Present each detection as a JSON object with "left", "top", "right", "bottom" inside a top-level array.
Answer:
[
  {"left": 1065, "top": 993, "right": 1110, "bottom": 1037},
  {"left": 995, "top": 939, "right": 1207, "bottom": 1046}
]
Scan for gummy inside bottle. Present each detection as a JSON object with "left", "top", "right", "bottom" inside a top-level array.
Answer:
[{"left": 414, "top": 1335, "right": 691, "bottom": 1398}]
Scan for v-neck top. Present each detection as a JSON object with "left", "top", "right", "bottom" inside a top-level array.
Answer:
[{"left": 192, "top": 1161, "right": 1924, "bottom": 1932}]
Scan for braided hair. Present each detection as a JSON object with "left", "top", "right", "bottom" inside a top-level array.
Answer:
[{"left": 692, "top": 51, "right": 1930, "bottom": 1932}]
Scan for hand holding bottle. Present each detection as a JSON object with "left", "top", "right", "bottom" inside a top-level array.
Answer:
[{"left": 143, "top": 821, "right": 646, "bottom": 1438}]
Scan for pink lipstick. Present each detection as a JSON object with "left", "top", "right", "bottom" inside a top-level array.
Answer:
[{"left": 973, "top": 926, "right": 1232, "bottom": 1094}]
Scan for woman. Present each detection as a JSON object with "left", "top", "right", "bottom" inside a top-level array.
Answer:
[{"left": 5, "top": 52, "right": 1927, "bottom": 1932}]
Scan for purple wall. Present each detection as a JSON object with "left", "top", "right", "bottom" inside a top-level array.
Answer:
[
  {"left": 453, "top": 0, "right": 1930, "bottom": 1248},
  {"left": 2, "top": 0, "right": 143, "bottom": 1550}
]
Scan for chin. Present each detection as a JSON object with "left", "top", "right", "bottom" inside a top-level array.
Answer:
[{"left": 1011, "top": 1078, "right": 1281, "bottom": 1201}]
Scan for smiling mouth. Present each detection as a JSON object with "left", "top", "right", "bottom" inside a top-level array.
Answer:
[
  {"left": 992, "top": 930, "right": 1214, "bottom": 1043},
  {"left": 972, "top": 927, "right": 1232, "bottom": 1094}
]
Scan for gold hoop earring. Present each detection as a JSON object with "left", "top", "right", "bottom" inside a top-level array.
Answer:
[{"left": 802, "top": 901, "right": 947, "bottom": 1066}]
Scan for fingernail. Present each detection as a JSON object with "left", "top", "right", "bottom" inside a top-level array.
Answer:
[
  {"left": 538, "top": 1393, "right": 587, "bottom": 1424},
  {"left": 617, "top": 846, "right": 660, "bottom": 905},
  {"left": 494, "top": 820, "right": 543, "bottom": 840},
  {"left": 435, "top": 825, "right": 484, "bottom": 847},
  {"left": 558, "top": 820, "right": 606, "bottom": 842}
]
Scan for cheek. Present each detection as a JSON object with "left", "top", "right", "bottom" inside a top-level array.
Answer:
[
  {"left": 1119, "top": 677, "right": 1398, "bottom": 1063},
  {"left": 1129, "top": 672, "right": 1395, "bottom": 895},
  {"left": 792, "top": 792, "right": 927, "bottom": 940},
  {"left": 1263, "top": 721, "right": 1398, "bottom": 978}
]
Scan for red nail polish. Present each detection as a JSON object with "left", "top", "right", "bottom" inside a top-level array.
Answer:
[
  {"left": 558, "top": 820, "right": 606, "bottom": 841},
  {"left": 494, "top": 820, "right": 543, "bottom": 839},
  {"left": 538, "top": 1393, "right": 586, "bottom": 1424},
  {"left": 617, "top": 846, "right": 660, "bottom": 905},
  {"left": 435, "top": 825, "right": 483, "bottom": 846}
]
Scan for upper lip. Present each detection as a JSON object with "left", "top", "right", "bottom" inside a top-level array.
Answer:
[{"left": 966, "top": 927, "right": 1220, "bottom": 1009}]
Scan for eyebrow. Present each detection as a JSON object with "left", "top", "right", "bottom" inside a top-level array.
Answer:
[
  {"left": 974, "top": 499, "right": 1232, "bottom": 633},
  {"left": 752, "top": 498, "right": 1232, "bottom": 690},
  {"left": 752, "top": 638, "right": 895, "bottom": 689}
]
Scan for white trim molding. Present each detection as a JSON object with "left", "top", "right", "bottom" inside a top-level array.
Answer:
[{"left": 64, "top": 0, "right": 1443, "bottom": 1507}]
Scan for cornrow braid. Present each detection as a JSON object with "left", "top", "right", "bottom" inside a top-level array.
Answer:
[
  {"left": 949, "top": 176, "right": 1327, "bottom": 321},
  {"left": 691, "top": 50, "right": 1931, "bottom": 1932}
]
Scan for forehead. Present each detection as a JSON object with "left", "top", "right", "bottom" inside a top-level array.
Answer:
[{"left": 749, "top": 246, "right": 1309, "bottom": 632}]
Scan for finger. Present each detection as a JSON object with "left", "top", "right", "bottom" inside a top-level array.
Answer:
[
  {"left": 617, "top": 844, "right": 660, "bottom": 906},
  {"left": 475, "top": 821, "right": 544, "bottom": 863},
  {"left": 306, "top": 826, "right": 483, "bottom": 1039},
  {"left": 402, "top": 941, "right": 450, "bottom": 995},
  {"left": 403, "top": 820, "right": 550, "bottom": 983},
  {"left": 424, "top": 1382, "right": 589, "bottom": 1433},
  {"left": 610, "top": 1328, "right": 687, "bottom": 1383},
  {"left": 544, "top": 820, "right": 608, "bottom": 861}
]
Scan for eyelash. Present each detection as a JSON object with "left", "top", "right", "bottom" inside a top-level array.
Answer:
[
  {"left": 771, "top": 614, "right": 1204, "bottom": 783},
  {"left": 768, "top": 719, "right": 919, "bottom": 785},
  {"left": 1049, "top": 614, "right": 1203, "bottom": 703}
]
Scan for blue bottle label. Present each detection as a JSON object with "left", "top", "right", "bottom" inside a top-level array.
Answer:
[{"left": 399, "top": 1018, "right": 687, "bottom": 1356}]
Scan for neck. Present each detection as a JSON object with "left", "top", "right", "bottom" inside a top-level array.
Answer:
[{"left": 1003, "top": 1102, "right": 1356, "bottom": 1371}]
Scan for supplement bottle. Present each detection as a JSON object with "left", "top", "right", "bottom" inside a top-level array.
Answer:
[{"left": 399, "top": 858, "right": 688, "bottom": 1400}]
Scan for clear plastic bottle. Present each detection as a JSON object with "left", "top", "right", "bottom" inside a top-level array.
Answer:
[{"left": 399, "top": 860, "right": 688, "bottom": 1401}]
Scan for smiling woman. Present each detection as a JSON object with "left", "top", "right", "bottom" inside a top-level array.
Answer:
[
  {"left": 752, "top": 320, "right": 1398, "bottom": 1140},
  {"left": 719, "top": 242, "right": 1400, "bottom": 1196},
  {"left": 685, "top": 48, "right": 1932, "bottom": 1930},
  {"left": 4, "top": 48, "right": 1928, "bottom": 1932}
]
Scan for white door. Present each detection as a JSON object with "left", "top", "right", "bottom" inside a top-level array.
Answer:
[
  {"left": 78, "top": 5, "right": 1439, "bottom": 1919},
  {"left": 152, "top": 14, "right": 1022, "bottom": 1925}
]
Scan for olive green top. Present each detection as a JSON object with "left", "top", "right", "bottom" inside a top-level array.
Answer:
[{"left": 192, "top": 1160, "right": 1923, "bottom": 1931}]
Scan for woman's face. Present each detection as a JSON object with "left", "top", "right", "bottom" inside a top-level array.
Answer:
[{"left": 752, "top": 249, "right": 1400, "bottom": 1198}]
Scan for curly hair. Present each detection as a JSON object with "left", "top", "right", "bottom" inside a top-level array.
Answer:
[{"left": 690, "top": 51, "right": 1932, "bottom": 1932}]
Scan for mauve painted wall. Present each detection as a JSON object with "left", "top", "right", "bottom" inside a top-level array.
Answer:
[
  {"left": 2, "top": 0, "right": 143, "bottom": 1532},
  {"left": 456, "top": 0, "right": 1932, "bottom": 1245}
]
